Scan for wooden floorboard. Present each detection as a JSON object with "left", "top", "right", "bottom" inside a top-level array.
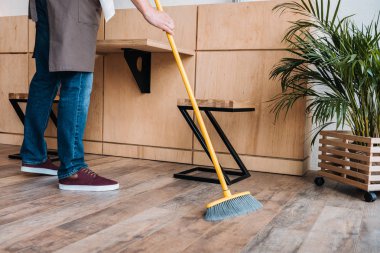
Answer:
[{"left": 0, "top": 144, "right": 379, "bottom": 253}]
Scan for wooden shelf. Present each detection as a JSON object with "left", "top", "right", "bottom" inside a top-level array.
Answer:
[{"left": 96, "top": 39, "right": 195, "bottom": 56}]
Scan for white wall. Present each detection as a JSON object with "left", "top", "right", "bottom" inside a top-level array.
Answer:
[
  {"left": 0, "top": 0, "right": 28, "bottom": 17},
  {"left": 114, "top": 0, "right": 232, "bottom": 9},
  {"left": 0, "top": 0, "right": 234, "bottom": 17},
  {"left": 338, "top": 0, "right": 379, "bottom": 26}
]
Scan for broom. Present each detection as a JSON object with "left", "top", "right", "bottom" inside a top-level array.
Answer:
[{"left": 153, "top": 0, "right": 262, "bottom": 221}]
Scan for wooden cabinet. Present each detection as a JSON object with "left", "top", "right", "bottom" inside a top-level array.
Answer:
[{"left": 0, "top": 2, "right": 308, "bottom": 174}]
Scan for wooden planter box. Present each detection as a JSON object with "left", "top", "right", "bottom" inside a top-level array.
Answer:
[{"left": 317, "top": 131, "right": 380, "bottom": 201}]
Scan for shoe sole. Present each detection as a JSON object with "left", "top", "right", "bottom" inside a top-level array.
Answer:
[
  {"left": 21, "top": 166, "right": 58, "bottom": 176},
  {"left": 58, "top": 183, "right": 120, "bottom": 192}
]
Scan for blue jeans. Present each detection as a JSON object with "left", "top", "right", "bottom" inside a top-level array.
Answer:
[{"left": 20, "top": 0, "right": 93, "bottom": 179}]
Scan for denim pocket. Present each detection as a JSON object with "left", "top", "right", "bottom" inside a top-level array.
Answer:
[{"left": 78, "top": 0, "right": 101, "bottom": 26}]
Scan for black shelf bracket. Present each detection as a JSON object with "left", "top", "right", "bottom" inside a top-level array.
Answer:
[{"left": 123, "top": 48, "right": 151, "bottom": 93}]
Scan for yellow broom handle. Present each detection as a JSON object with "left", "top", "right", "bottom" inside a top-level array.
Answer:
[{"left": 153, "top": 0, "right": 231, "bottom": 197}]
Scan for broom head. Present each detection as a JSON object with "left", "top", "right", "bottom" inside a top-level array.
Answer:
[{"left": 204, "top": 191, "right": 262, "bottom": 221}]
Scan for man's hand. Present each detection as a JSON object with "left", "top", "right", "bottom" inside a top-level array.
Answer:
[
  {"left": 131, "top": 0, "right": 175, "bottom": 35},
  {"left": 144, "top": 8, "right": 175, "bottom": 35}
]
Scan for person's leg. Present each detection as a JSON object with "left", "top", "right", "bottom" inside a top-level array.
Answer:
[
  {"left": 57, "top": 72, "right": 119, "bottom": 191},
  {"left": 22, "top": 0, "right": 118, "bottom": 190},
  {"left": 20, "top": 0, "right": 60, "bottom": 166},
  {"left": 56, "top": 72, "right": 93, "bottom": 179}
]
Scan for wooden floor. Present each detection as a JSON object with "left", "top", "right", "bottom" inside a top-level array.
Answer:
[{"left": 0, "top": 144, "right": 379, "bottom": 253}]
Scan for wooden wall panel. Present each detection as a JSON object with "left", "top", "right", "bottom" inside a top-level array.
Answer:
[
  {"left": 103, "top": 53, "right": 195, "bottom": 150},
  {"left": 28, "top": 53, "right": 35, "bottom": 84},
  {"left": 0, "top": 133, "right": 102, "bottom": 156},
  {"left": 194, "top": 51, "right": 306, "bottom": 160},
  {"left": 193, "top": 151, "right": 306, "bottom": 176},
  {"left": 28, "top": 20, "right": 35, "bottom": 53},
  {"left": 84, "top": 56, "right": 104, "bottom": 142},
  {"left": 103, "top": 143, "right": 192, "bottom": 164},
  {"left": 97, "top": 16, "right": 105, "bottom": 41},
  {"left": 0, "top": 16, "right": 28, "bottom": 53},
  {"left": 0, "top": 133, "right": 24, "bottom": 146},
  {"left": 105, "top": 6, "right": 197, "bottom": 50},
  {"left": 46, "top": 138, "right": 103, "bottom": 155},
  {"left": 83, "top": 141, "right": 103, "bottom": 154},
  {"left": 197, "top": 0, "right": 295, "bottom": 50},
  {"left": 0, "top": 54, "right": 29, "bottom": 134}
]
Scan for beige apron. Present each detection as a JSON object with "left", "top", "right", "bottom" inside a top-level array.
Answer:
[{"left": 29, "top": 0, "right": 101, "bottom": 72}]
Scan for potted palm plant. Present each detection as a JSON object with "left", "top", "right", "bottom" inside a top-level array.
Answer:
[{"left": 270, "top": 0, "right": 380, "bottom": 202}]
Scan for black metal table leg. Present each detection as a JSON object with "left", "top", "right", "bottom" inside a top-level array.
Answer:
[
  {"left": 8, "top": 98, "right": 60, "bottom": 162},
  {"left": 175, "top": 108, "right": 231, "bottom": 184},
  {"left": 205, "top": 111, "right": 250, "bottom": 183},
  {"left": 174, "top": 106, "right": 251, "bottom": 185},
  {"left": 9, "top": 100, "right": 25, "bottom": 124},
  {"left": 178, "top": 108, "right": 211, "bottom": 159},
  {"left": 49, "top": 110, "right": 58, "bottom": 127}
]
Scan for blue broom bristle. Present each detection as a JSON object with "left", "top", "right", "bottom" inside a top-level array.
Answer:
[{"left": 204, "top": 194, "right": 262, "bottom": 222}]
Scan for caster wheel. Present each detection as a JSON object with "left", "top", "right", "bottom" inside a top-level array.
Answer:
[
  {"left": 314, "top": 177, "right": 325, "bottom": 187},
  {"left": 364, "top": 192, "right": 377, "bottom": 202}
]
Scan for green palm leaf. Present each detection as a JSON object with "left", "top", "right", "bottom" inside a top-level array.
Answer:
[{"left": 270, "top": 0, "right": 380, "bottom": 141}]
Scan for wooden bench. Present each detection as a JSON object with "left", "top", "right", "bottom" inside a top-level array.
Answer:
[
  {"left": 8, "top": 93, "right": 60, "bottom": 161},
  {"left": 174, "top": 98, "right": 255, "bottom": 185}
]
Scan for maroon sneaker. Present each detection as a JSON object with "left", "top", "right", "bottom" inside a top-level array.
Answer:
[
  {"left": 21, "top": 159, "right": 59, "bottom": 176},
  {"left": 59, "top": 168, "right": 119, "bottom": 192}
]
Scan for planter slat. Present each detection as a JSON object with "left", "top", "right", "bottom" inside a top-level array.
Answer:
[
  {"left": 319, "top": 154, "right": 370, "bottom": 171},
  {"left": 370, "top": 156, "right": 380, "bottom": 162},
  {"left": 318, "top": 131, "right": 380, "bottom": 193},
  {"left": 368, "top": 185, "right": 380, "bottom": 191},
  {"left": 369, "top": 175, "right": 380, "bottom": 181},
  {"left": 368, "top": 166, "right": 380, "bottom": 172},
  {"left": 318, "top": 162, "right": 369, "bottom": 181},
  {"left": 319, "top": 146, "right": 370, "bottom": 163},
  {"left": 320, "top": 138, "right": 371, "bottom": 153},
  {"left": 320, "top": 130, "right": 374, "bottom": 144},
  {"left": 319, "top": 170, "right": 369, "bottom": 191}
]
